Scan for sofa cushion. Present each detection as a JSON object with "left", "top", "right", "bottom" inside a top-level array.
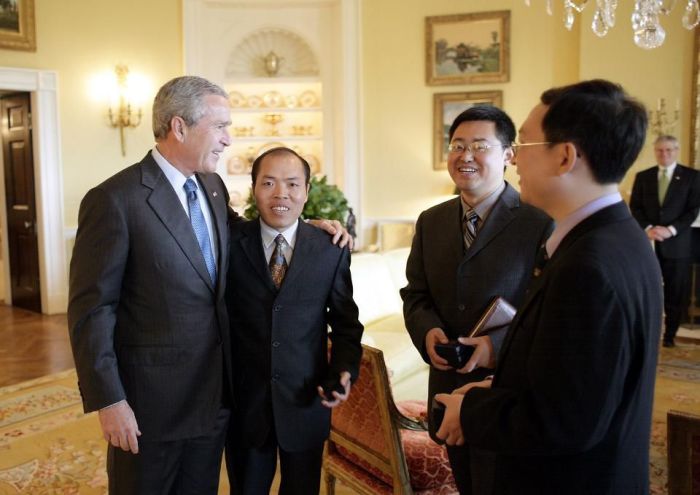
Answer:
[
  {"left": 380, "top": 247, "right": 410, "bottom": 292},
  {"left": 361, "top": 314, "right": 426, "bottom": 385},
  {"left": 351, "top": 253, "right": 402, "bottom": 324}
]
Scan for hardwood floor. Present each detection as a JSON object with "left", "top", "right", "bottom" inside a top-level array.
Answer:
[{"left": 0, "top": 303, "right": 74, "bottom": 387}]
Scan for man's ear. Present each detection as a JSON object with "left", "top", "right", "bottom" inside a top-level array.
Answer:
[
  {"left": 558, "top": 142, "right": 579, "bottom": 175},
  {"left": 171, "top": 116, "right": 187, "bottom": 142}
]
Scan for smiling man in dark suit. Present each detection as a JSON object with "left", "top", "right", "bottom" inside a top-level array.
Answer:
[
  {"left": 225, "top": 147, "right": 363, "bottom": 495},
  {"left": 401, "top": 105, "right": 552, "bottom": 494},
  {"left": 68, "top": 76, "right": 236, "bottom": 494},
  {"left": 630, "top": 134, "right": 700, "bottom": 347},
  {"left": 436, "top": 80, "right": 663, "bottom": 494}
]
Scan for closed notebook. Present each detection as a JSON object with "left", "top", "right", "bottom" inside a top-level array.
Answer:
[{"left": 467, "top": 296, "right": 516, "bottom": 337}]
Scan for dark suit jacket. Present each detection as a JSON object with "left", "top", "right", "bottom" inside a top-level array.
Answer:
[
  {"left": 401, "top": 183, "right": 552, "bottom": 435},
  {"left": 630, "top": 164, "right": 700, "bottom": 259},
  {"left": 461, "top": 202, "right": 663, "bottom": 494},
  {"left": 68, "top": 152, "right": 234, "bottom": 442},
  {"left": 227, "top": 219, "right": 363, "bottom": 452}
]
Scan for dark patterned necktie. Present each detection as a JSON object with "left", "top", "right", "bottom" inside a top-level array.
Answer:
[
  {"left": 463, "top": 209, "right": 479, "bottom": 249},
  {"left": 269, "top": 234, "right": 288, "bottom": 289},
  {"left": 533, "top": 243, "right": 549, "bottom": 278}
]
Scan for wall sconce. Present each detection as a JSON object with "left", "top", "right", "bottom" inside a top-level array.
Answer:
[
  {"left": 649, "top": 97, "right": 679, "bottom": 138},
  {"left": 108, "top": 65, "right": 143, "bottom": 156}
]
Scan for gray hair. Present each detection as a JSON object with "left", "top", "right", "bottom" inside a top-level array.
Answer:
[
  {"left": 654, "top": 134, "right": 679, "bottom": 147},
  {"left": 152, "top": 76, "right": 228, "bottom": 139}
]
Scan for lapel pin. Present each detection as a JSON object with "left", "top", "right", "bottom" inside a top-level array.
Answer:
[{"left": 213, "top": 191, "right": 218, "bottom": 197}]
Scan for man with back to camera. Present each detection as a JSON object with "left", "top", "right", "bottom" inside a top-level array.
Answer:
[
  {"left": 630, "top": 134, "right": 700, "bottom": 347},
  {"left": 401, "top": 105, "right": 552, "bottom": 494},
  {"left": 225, "top": 147, "right": 364, "bottom": 495},
  {"left": 436, "top": 79, "right": 663, "bottom": 494},
  {"left": 68, "top": 76, "right": 351, "bottom": 495}
]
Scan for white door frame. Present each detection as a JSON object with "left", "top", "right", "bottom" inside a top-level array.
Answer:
[{"left": 0, "top": 66, "right": 67, "bottom": 314}]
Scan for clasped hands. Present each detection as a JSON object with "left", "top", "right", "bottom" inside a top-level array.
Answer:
[
  {"left": 646, "top": 225, "right": 673, "bottom": 242},
  {"left": 426, "top": 328, "right": 494, "bottom": 446}
]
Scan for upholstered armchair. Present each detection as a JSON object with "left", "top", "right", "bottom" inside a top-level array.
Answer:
[
  {"left": 668, "top": 410, "right": 700, "bottom": 495},
  {"left": 324, "top": 344, "right": 457, "bottom": 494}
]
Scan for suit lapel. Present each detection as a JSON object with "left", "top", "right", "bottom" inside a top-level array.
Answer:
[
  {"left": 239, "top": 220, "right": 277, "bottom": 291},
  {"left": 279, "top": 220, "right": 318, "bottom": 291},
  {"left": 141, "top": 156, "right": 215, "bottom": 292},
  {"left": 497, "top": 202, "right": 631, "bottom": 366},
  {"left": 463, "top": 184, "right": 517, "bottom": 263}
]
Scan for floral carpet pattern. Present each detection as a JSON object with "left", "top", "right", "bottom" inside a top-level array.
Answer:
[
  {"left": 650, "top": 344, "right": 700, "bottom": 495},
  {"left": 0, "top": 345, "right": 698, "bottom": 494}
]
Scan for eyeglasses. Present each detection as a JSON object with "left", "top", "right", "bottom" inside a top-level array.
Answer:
[
  {"left": 447, "top": 141, "right": 504, "bottom": 155},
  {"left": 510, "top": 141, "right": 552, "bottom": 158}
]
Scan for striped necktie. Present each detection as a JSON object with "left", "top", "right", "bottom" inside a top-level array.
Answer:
[{"left": 463, "top": 209, "right": 479, "bottom": 249}]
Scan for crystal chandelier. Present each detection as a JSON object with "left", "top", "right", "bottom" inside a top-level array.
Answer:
[{"left": 523, "top": 0, "right": 700, "bottom": 49}]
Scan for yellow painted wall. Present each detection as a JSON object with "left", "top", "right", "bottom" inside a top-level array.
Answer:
[
  {"left": 0, "top": 0, "right": 182, "bottom": 225},
  {"left": 361, "top": 0, "right": 693, "bottom": 219}
]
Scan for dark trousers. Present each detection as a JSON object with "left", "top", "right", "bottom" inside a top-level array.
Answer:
[
  {"left": 447, "top": 445, "right": 495, "bottom": 495},
  {"left": 658, "top": 255, "right": 691, "bottom": 342},
  {"left": 107, "top": 408, "right": 230, "bottom": 495},
  {"left": 225, "top": 427, "right": 323, "bottom": 495}
]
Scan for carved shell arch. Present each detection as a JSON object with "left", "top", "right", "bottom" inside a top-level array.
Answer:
[{"left": 226, "top": 27, "right": 320, "bottom": 78}]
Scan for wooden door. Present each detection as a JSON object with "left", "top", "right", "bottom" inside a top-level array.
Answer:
[{"left": 1, "top": 93, "right": 41, "bottom": 312}]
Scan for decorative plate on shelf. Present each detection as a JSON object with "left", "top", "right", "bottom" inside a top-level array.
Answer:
[
  {"left": 247, "top": 94, "right": 263, "bottom": 108},
  {"left": 299, "top": 90, "right": 319, "bottom": 108},
  {"left": 263, "top": 91, "right": 283, "bottom": 108},
  {"left": 303, "top": 153, "right": 321, "bottom": 174},
  {"left": 227, "top": 155, "right": 247, "bottom": 175},
  {"left": 228, "top": 91, "right": 246, "bottom": 108},
  {"left": 229, "top": 190, "right": 243, "bottom": 207},
  {"left": 285, "top": 95, "right": 298, "bottom": 109}
]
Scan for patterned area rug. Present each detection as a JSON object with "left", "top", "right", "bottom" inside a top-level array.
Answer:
[
  {"left": 0, "top": 370, "right": 106, "bottom": 494},
  {"left": 650, "top": 345, "right": 700, "bottom": 495},
  {"left": 0, "top": 346, "right": 698, "bottom": 494}
]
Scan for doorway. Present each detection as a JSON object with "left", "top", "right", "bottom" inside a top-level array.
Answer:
[{"left": 0, "top": 92, "right": 41, "bottom": 312}]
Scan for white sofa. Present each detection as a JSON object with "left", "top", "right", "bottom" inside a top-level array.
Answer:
[{"left": 350, "top": 248, "right": 429, "bottom": 402}]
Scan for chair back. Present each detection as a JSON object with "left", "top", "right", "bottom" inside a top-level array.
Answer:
[
  {"left": 668, "top": 410, "right": 700, "bottom": 495},
  {"left": 326, "top": 344, "right": 412, "bottom": 494}
]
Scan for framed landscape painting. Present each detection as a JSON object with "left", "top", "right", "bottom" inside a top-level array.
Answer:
[
  {"left": 0, "top": 0, "right": 36, "bottom": 51},
  {"left": 433, "top": 90, "right": 503, "bottom": 170},
  {"left": 426, "top": 11, "right": 510, "bottom": 86}
]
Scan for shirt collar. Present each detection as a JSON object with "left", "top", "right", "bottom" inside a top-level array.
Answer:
[
  {"left": 152, "top": 146, "right": 192, "bottom": 191},
  {"left": 260, "top": 218, "right": 300, "bottom": 249},
  {"left": 659, "top": 162, "right": 677, "bottom": 176},
  {"left": 460, "top": 182, "right": 506, "bottom": 220},
  {"left": 545, "top": 192, "right": 622, "bottom": 257}
]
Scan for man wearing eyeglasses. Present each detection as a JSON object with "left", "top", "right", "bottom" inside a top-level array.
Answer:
[
  {"left": 435, "top": 80, "right": 663, "bottom": 494},
  {"left": 401, "top": 105, "right": 552, "bottom": 494},
  {"left": 630, "top": 135, "right": 700, "bottom": 347}
]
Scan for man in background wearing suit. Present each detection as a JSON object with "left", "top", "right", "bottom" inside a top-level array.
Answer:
[
  {"left": 630, "top": 134, "right": 700, "bottom": 347},
  {"left": 225, "top": 147, "right": 363, "bottom": 495},
  {"left": 401, "top": 105, "right": 552, "bottom": 494},
  {"left": 436, "top": 80, "right": 663, "bottom": 494}
]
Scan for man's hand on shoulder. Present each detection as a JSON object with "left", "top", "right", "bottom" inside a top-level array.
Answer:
[
  {"left": 307, "top": 219, "right": 354, "bottom": 250},
  {"left": 98, "top": 400, "right": 141, "bottom": 454}
]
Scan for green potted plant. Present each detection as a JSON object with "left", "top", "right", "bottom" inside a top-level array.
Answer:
[{"left": 244, "top": 175, "right": 349, "bottom": 225}]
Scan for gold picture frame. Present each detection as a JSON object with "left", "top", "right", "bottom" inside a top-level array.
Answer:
[
  {"left": 433, "top": 90, "right": 503, "bottom": 170},
  {"left": 0, "top": 0, "right": 36, "bottom": 52},
  {"left": 690, "top": 26, "right": 700, "bottom": 169},
  {"left": 425, "top": 10, "right": 510, "bottom": 86}
]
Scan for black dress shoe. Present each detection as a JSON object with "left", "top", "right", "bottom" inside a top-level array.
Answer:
[{"left": 662, "top": 340, "right": 675, "bottom": 348}]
